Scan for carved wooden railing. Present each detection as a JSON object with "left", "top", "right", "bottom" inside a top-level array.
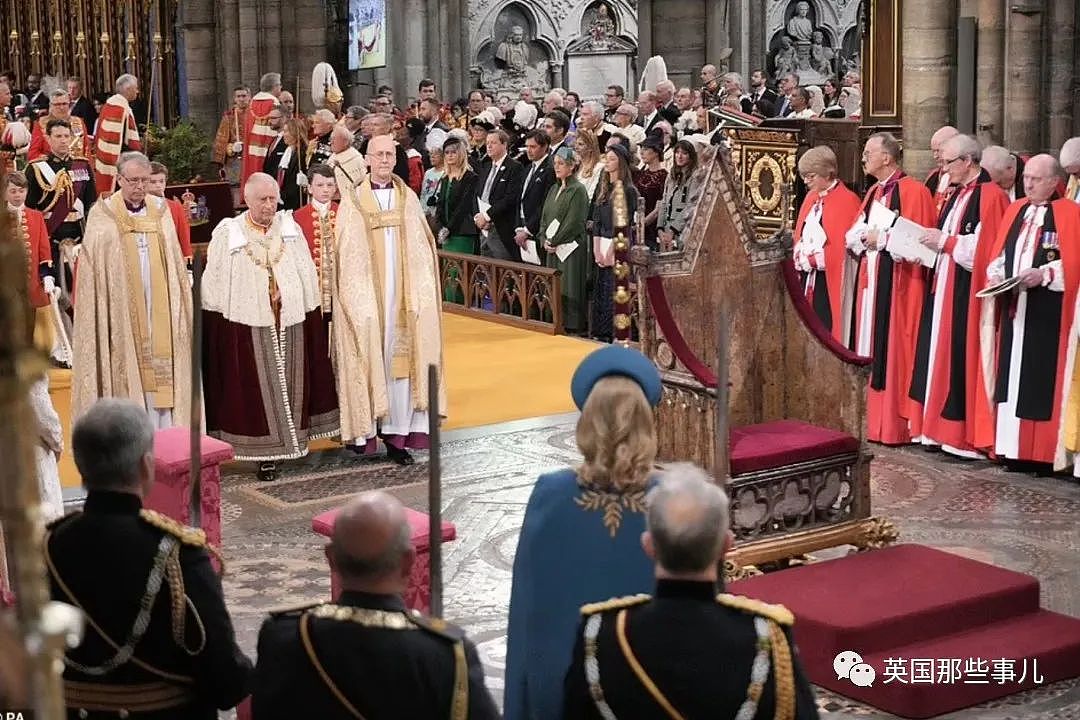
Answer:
[{"left": 437, "top": 250, "right": 563, "bottom": 335}]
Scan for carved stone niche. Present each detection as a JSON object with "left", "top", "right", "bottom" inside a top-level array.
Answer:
[
  {"left": 564, "top": 1, "right": 636, "bottom": 101},
  {"left": 766, "top": 0, "right": 862, "bottom": 85},
  {"left": 472, "top": 2, "right": 556, "bottom": 96}
]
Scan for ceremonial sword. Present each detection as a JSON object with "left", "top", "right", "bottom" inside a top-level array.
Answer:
[{"left": 427, "top": 363, "right": 444, "bottom": 618}]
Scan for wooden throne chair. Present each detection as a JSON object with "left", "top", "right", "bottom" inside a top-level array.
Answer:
[{"left": 631, "top": 125, "right": 897, "bottom": 577}]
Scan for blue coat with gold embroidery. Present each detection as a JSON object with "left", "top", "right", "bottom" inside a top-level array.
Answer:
[{"left": 503, "top": 468, "right": 654, "bottom": 720}]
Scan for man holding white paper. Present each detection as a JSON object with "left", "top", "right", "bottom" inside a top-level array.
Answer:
[
  {"left": 844, "top": 132, "right": 937, "bottom": 445},
  {"left": 473, "top": 128, "right": 525, "bottom": 261},
  {"left": 514, "top": 130, "right": 556, "bottom": 263},
  {"left": 907, "top": 134, "right": 1009, "bottom": 457},
  {"left": 540, "top": 146, "right": 591, "bottom": 334}
]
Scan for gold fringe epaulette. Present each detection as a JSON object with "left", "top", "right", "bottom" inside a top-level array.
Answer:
[
  {"left": 716, "top": 593, "right": 794, "bottom": 626},
  {"left": 580, "top": 593, "right": 652, "bottom": 616},
  {"left": 139, "top": 509, "right": 208, "bottom": 547}
]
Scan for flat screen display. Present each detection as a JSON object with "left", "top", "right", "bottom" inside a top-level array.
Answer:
[{"left": 349, "top": 0, "right": 387, "bottom": 71}]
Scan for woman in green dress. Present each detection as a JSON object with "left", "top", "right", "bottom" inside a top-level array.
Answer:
[
  {"left": 541, "top": 146, "right": 591, "bottom": 334},
  {"left": 435, "top": 133, "right": 479, "bottom": 303}
]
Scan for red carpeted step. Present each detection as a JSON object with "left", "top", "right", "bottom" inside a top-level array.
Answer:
[
  {"left": 812, "top": 610, "right": 1080, "bottom": 718},
  {"left": 727, "top": 544, "right": 1080, "bottom": 717},
  {"left": 731, "top": 544, "right": 1040, "bottom": 653}
]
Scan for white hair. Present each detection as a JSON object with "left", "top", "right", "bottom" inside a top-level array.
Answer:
[
  {"left": 116, "top": 151, "right": 150, "bottom": 176},
  {"left": 722, "top": 72, "right": 744, "bottom": 91},
  {"left": 981, "top": 145, "right": 1014, "bottom": 173},
  {"left": 1059, "top": 137, "right": 1080, "bottom": 170},
  {"left": 114, "top": 74, "right": 138, "bottom": 93},
  {"left": 656, "top": 80, "right": 676, "bottom": 94},
  {"left": 945, "top": 134, "right": 983, "bottom": 164},
  {"left": 646, "top": 463, "right": 730, "bottom": 573},
  {"left": 313, "top": 109, "right": 336, "bottom": 125},
  {"left": 331, "top": 124, "right": 354, "bottom": 144},
  {"left": 243, "top": 171, "right": 279, "bottom": 200}
]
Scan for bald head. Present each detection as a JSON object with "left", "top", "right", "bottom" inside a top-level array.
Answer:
[
  {"left": 931, "top": 126, "right": 960, "bottom": 168},
  {"left": 327, "top": 491, "right": 414, "bottom": 589},
  {"left": 1023, "top": 154, "right": 1062, "bottom": 204},
  {"left": 244, "top": 172, "right": 279, "bottom": 225},
  {"left": 366, "top": 134, "right": 396, "bottom": 183}
]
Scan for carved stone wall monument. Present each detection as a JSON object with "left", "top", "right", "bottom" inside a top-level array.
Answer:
[
  {"left": 766, "top": 0, "right": 861, "bottom": 85},
  {"left": 565, "top": 1, "right": 636, "bottom": 100}
]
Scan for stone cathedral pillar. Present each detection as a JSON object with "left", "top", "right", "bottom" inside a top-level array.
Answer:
[
  {"left": 1046, "top": 1, "right": 1075, "bottom": 150},
  {"left": 975, "top": 0, "right": 1004, "bottom": 145},
  {"left": 901, "top": 0, "right": 955, "bottom": 176},
  {"left": 1003, "top": 4, "right": 1042, "bottom": 154}
]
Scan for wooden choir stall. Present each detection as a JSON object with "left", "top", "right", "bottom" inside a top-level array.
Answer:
[{"left": 630, "top": 121, "right": 898, "bottom": 577}]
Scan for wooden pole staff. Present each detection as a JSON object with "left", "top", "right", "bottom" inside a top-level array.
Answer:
[
  {"left": 714, "top": 300, "right": 731, "bottom": 483},
  {"left": 427, "top": 363, "right": 443, "bottom": 618},
  {"left": 189, "top": 250, "right": 204, "bottom": 528}
]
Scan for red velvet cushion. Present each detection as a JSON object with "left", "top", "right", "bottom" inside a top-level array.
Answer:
[
  {"left": 312, "top": 506, "right": 456, "bottom": 552},
  {"left": 153, "top": 427, "right": 234, "bottom": 472},
  {"left": 730, "top": 419, "right": 858, "bottom": 475}
]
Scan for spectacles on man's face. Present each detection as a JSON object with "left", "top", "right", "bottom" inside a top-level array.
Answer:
[
  {"left": 942, "top": 156, "right": 963, "bottom": 165},
  {"left": 121, "top": 175, "right": 149, "bottom": 186}
]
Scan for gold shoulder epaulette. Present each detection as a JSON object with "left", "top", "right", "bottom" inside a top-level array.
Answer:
[
  {"left": 138, "top": 509, "right": 210, "bottom": 549},
  {"left": 580, "top": 593, "right": 652, "bottom": 616},
  {"left": 716, "top": 593, "right": 794, "bottom": 626},
  {"left": 409, "top": 612, "right": 464, "bottom": 641},
  {"left": 270, "top": 601, "right": 324, "bottom": 618}
]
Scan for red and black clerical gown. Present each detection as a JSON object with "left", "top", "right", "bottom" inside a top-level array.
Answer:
[
  {"left": 908, "top": 170, "right": 1009, "bottom": 453},
  {"left": 848, "top": 172, "right": 937, "bottom": 444},
  {"left": 985, "top": 199, "right": 1080, "bottom": 464},
  {"left": 201, "top": 212, "right": 339, "bottom": 461},
  {"left": 793, "top": 180, "right": 862, "bottom": 343}
]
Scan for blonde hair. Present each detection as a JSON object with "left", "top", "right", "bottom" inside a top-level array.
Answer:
[
  {"left": 798, "top": 145, "right": 838, "bottom": 179},
  {"left": 576, "top": 376, "right": 657, "bottom": 492}
]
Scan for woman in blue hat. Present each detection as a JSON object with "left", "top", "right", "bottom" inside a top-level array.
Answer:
[{"left": 504, "top": 345, "right": 662, "bottom": 720}]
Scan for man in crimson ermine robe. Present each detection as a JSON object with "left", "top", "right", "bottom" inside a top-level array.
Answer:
[
  {"left": 984, "top": 154, "right": 1080, "bottom": 468},
  {"left": 291, "top": 163, "right": 338, "bottom": 318},
  {"left": 844, "top": 132, "right": 937, "bottom": 444},
  {"left": 202, "top": 173, "right": 339, "bottom": 481},
  {"left": 241, "top": 74, "right": 283, "bottom": 188},
  {"left": 908, "top": 134, "right": 1009, "bottom": 457}
]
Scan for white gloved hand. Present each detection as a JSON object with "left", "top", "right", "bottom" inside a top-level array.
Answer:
[
  {"left": 43, "top": 275, "right": 56, "bottom": 294},
  {"left": 232, "top": 141, "right": 243, "bottom": 155},
  {"left": 296, "top": 173, "right": 309, "bottom": 188}
]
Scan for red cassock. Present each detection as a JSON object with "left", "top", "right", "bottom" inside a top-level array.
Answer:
[
  {"left": 907, "top": 175, "right": 1009, "bottom": 452},
  {"left": 241, "top": 93, "right": 279, "bottom": 188},
  {"left": 851, "top": 174, "right": 937, "bottom": 444},
  {"left": 980, "top": 199, "right": 1080, "bottom": 464},
  {"left": 19, "top": 207, "right": 52, "bottom": 308},
  {"left": 165, "top": 198, "right": 193, "bottom": 260},
  {"left": 27, "top": 115, "right": 92, "bottom": 162},
  {"left": 793, "top": 181, "right": 862, "bottom": 344}
]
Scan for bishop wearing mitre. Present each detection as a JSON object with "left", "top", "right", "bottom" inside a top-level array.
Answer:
[
  {"left": 332, "top": 133, "right": 443, "bottom": 465},
  {"left": 202, "top": 173, "right": 339, "bottom": 481},
  {"left": 71, "top": 151, "right": 192, "bottom": 427}
]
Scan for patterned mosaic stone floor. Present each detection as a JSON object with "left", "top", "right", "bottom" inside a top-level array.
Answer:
[{"left": 213, "top": 417, "right": 1080, "bottom": 719}]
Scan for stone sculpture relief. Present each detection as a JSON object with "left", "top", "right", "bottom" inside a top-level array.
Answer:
[
  {"left": 475, "top": 4, "right": 551, "bottom": 94},
  {"left": 769, "top": 0, "right": 843, "bottom": 84}
]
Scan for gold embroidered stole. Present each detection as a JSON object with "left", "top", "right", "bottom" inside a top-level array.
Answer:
[
  {"left": 109, "top": 193, "right": 174, "bottom": 408},
  {"left": 357, "top": 179, "right": 412, "bottom": 379}
]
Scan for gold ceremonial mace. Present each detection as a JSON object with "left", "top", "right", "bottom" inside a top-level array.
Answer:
[{"left": 611, "top": 179, "right": 632, "bottom": 346}]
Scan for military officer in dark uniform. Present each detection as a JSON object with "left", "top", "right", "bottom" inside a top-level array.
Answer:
[
  {"left": 307, "top": 109, "right": 335, "bottom": 169},
  {"left": 45, "top": 399, "right": 252, "bottom": 719},
  {"left": 251, "top": 491, "right": 500, "bottom": 719},
  {"left": 563, "top": 464, "right": 820, "bottom": 720},
  {"left": 25, "top": 118, "right": 97, "bottom": 288}
]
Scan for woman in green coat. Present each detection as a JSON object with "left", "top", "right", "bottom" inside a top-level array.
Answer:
[{"left": 541, "top": 146, "right": 591, "bottom": 335}]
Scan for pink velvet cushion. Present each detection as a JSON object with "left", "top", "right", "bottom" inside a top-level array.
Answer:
[
  {"left": 153, "top": 427, "right": 234, "bottom": 472},
  {"left": 730, "top": 419, "right": 859, "bottom": 475},
  {"left": 312, "top": 506, "right": 456, "bottom": 552}
]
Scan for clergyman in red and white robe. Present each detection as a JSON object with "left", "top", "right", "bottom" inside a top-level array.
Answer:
[
  {"left": 201, "top": 173, "right": 338, "bottom": 467},
  {"left": 985, "top": 155, "right": 1080, "bottom": 467},
  {"left": 845, "top": 133, "right": 937, "bottom": 444},
  {"left": 93, "top": 78, "right": 142, "bottom": 195},
  {"left": 908, "top": 140, "right": 1009, "bottom": 456}
]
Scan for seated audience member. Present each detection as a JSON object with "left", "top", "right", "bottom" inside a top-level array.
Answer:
[
  {"left": 47, "top": 399, "right": 252, "bottom": 719},
  {"left": 504, "top": 345, "right": 662, "bottom": 720},
  {"left": 563, "top": 464, "right": 820, "bottom": 719},
  {"left": 252, "top": 491, "right": 499, "bottom": 718}
]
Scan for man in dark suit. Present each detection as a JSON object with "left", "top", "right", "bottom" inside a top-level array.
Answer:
[
  {"left": 748, "top": 69, "right": 780, "bottom": 113},
  {"left": 474, "top": 128, "right": 525, "bottom": 260},
  {"left": 563, "top": 464, "right": 820, "bottom": 720},
  {"left": 252, "top": 491, "right": 500, "bottom": 719},
  {"left": 514, "top": 130, "right": 556, "bottom": 260},
  {"left": 656, "top": 80, "right": 681, "bottom": 126},
  {"left": 67, "top": 76, "right": 98, "bottom": 136},
  {"left": 47, "top": 399, "right": 252, "bottom": 719},
  {"left": 260, "top": 104, "right": 287, "bottom": 179},
  {"left": 637, "top": 90, "right": 663, "bottom": 135}
]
